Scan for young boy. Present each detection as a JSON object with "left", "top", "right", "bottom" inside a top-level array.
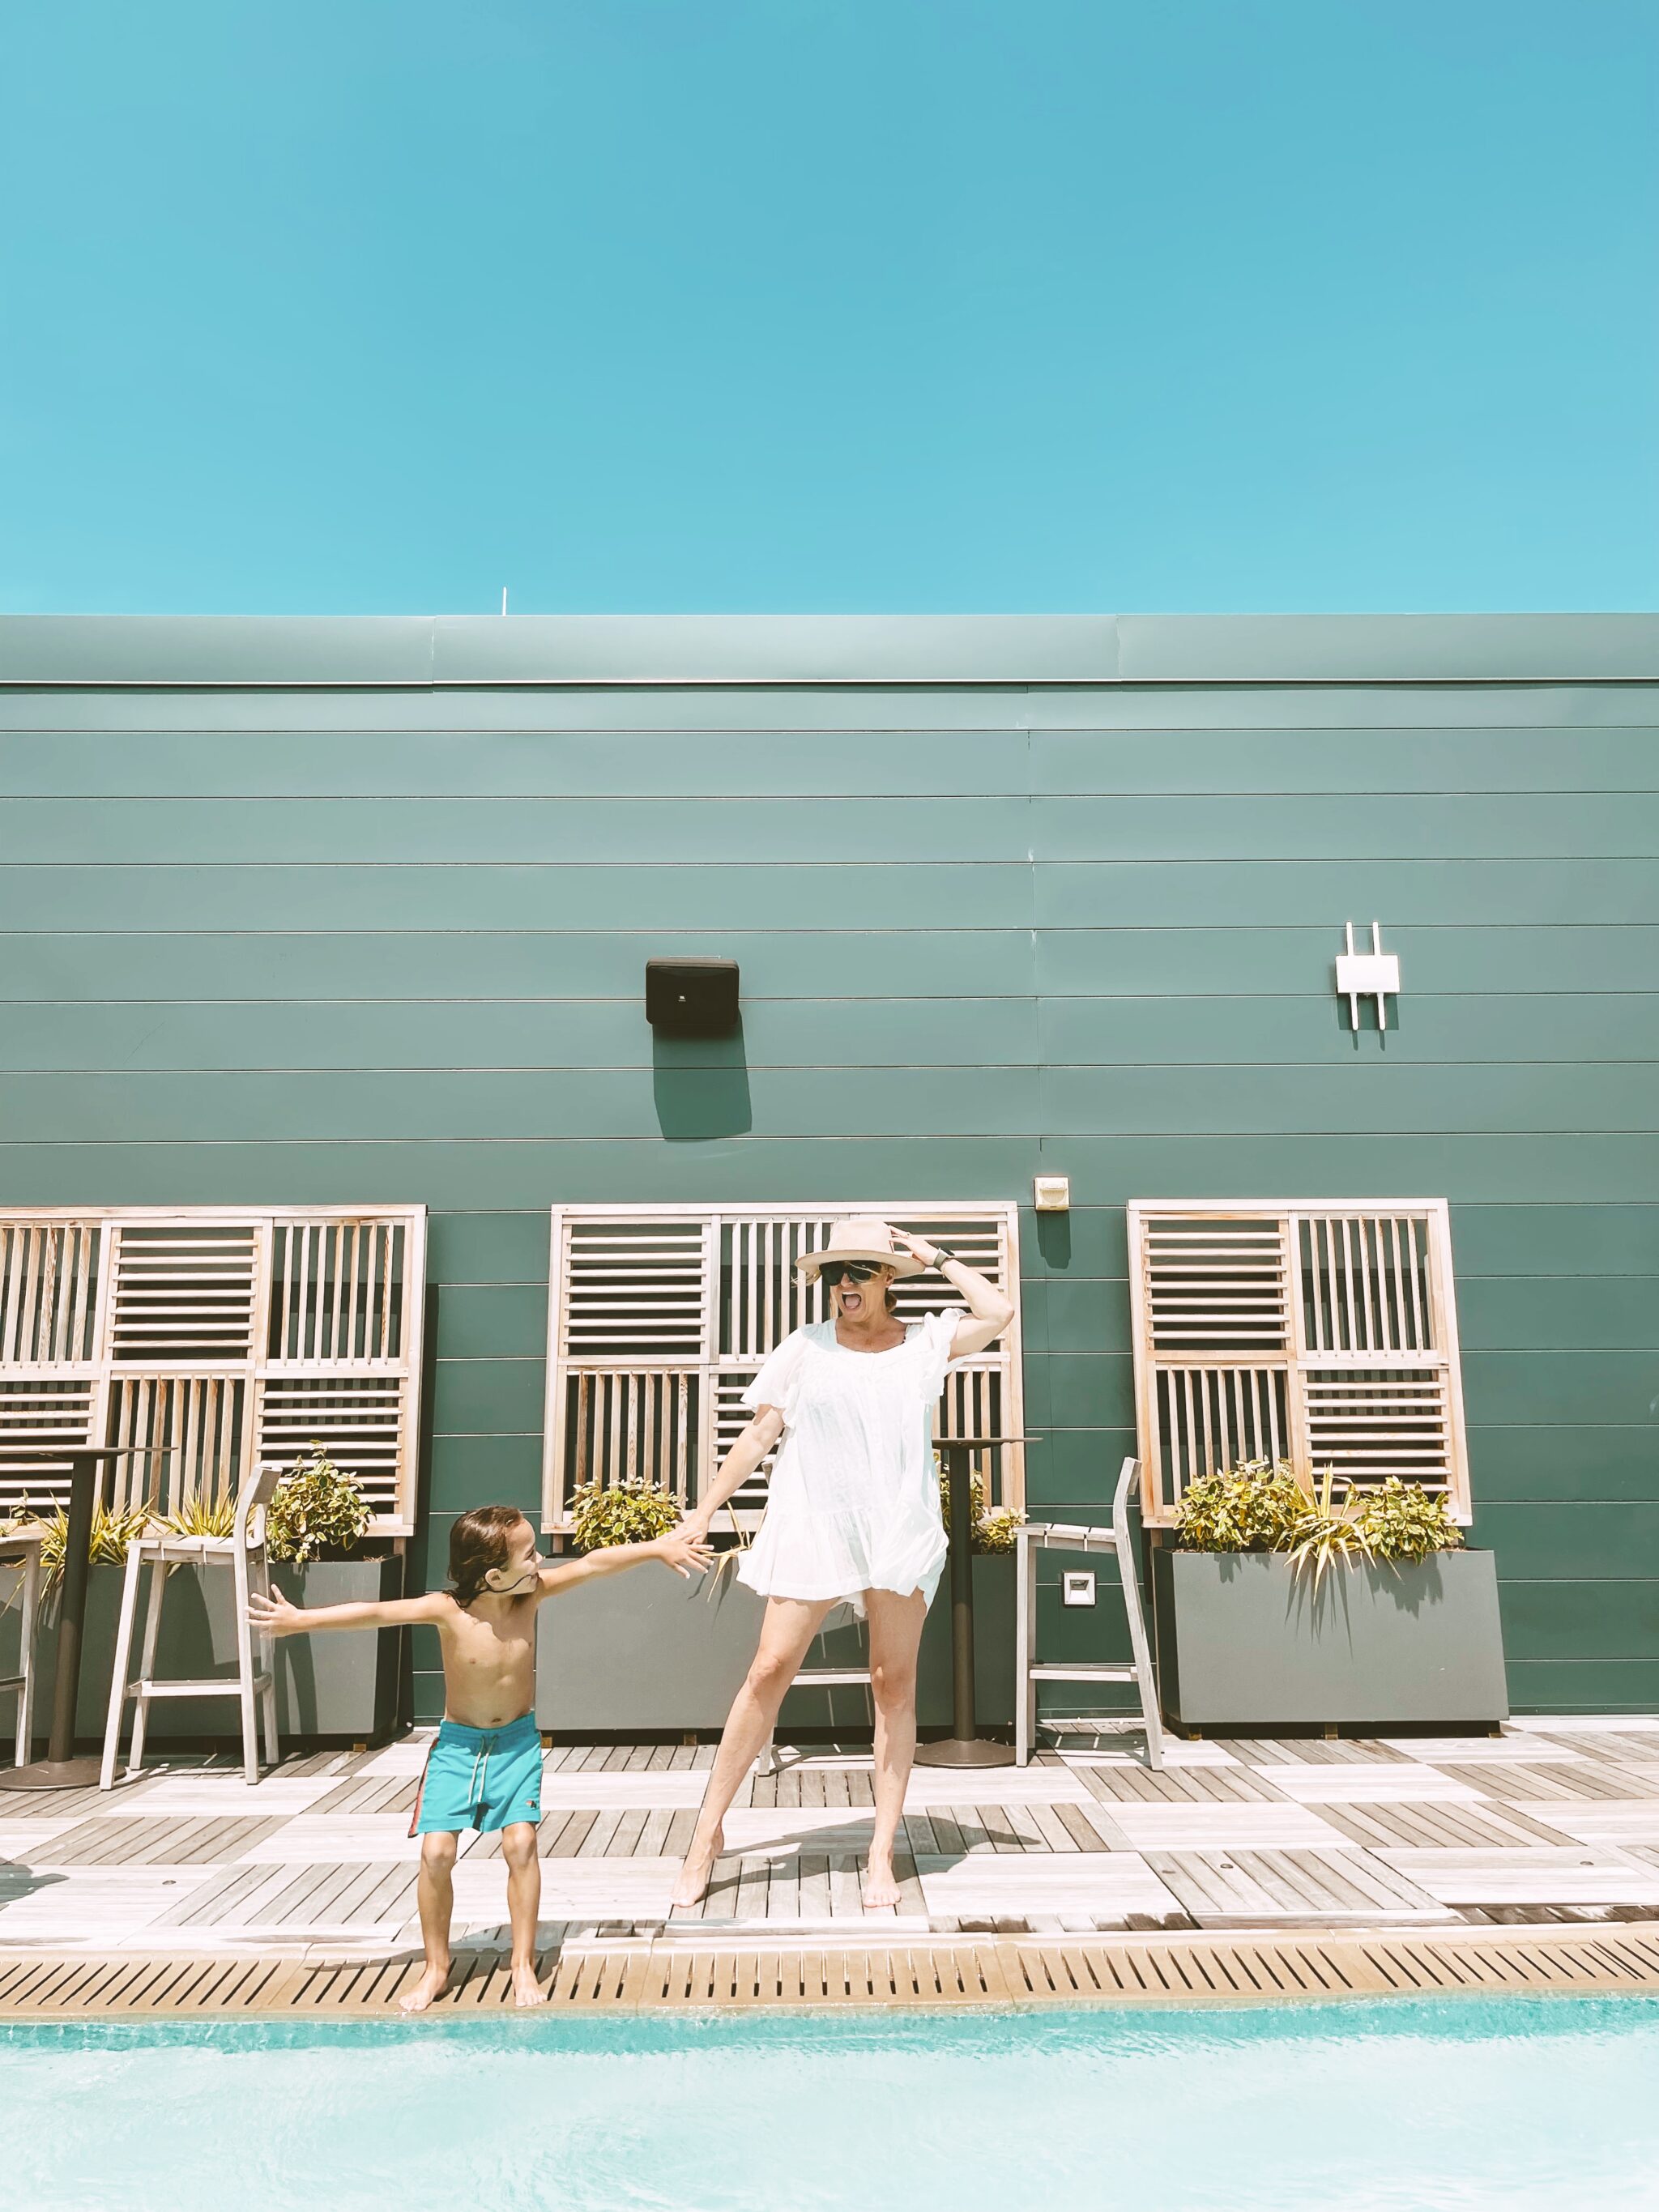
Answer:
[{"left": 248, "top": 1506, "right": 712, "bottom": 2011}]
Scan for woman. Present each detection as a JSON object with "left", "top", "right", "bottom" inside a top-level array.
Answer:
[{"left": 669, "top": 1218, "right": 1015, "bottom": 1908}]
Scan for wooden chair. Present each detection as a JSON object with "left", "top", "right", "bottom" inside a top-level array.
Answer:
[
  {"left": 1016, "top": 1456, "right": 1164, "bottom": 1769},
  {"left": 0, "top": 1525, "right": 45, "bottom": 1768},
  {"left": 100, "top": 1465, "right": 284, "bottom": 1789}
]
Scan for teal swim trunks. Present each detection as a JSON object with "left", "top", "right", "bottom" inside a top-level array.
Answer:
[{"left": 408, "top": 1712, "right": 543, "bottom": 1836}]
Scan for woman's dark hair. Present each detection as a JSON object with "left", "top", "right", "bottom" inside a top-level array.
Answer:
[{"left": 449, "top": 1503, "right": 527, "bottom": 1606}]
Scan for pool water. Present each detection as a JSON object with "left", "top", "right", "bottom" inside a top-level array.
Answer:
[{"left": 7, "top": 1996, "right": 1659, "bottom": 2211}]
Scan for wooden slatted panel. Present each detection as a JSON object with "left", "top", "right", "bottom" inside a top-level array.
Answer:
[
  {"left": 1149, "top": 1364, "right": 1290, "bottom": 1515},
  {"left": 105, "top": 1374, "right": 252, "bottom": 1516},
  {"left": 0, "top": 1377, "right": 100, "bottom": 1513},
  {"left": 0, "top": 1208, "right": 425, "bottom": 1530},
  {"left": 1302, "top": 1369, "right": 1456, "bottom": 1493},
  {"left": 1143, "top": 1216, "right": 1291, "bottom": 1353},
  {"left": 0, "top": 1220, "right": 103, "bottom": 1366},
  {"left": 545, "top": 1204, "right": 1024, "bottom": 1530},
  {"left": 255, "top": 1376, "right": 408, "bottom": 1524},
  {"left": 269, "top": 1218, "right": 409, "bottom": 1364},
  {"left": 107, "top": 1222, "right": 262, "bottom": 1364},
  {"left": 1128, "top": 1200, "right": 1470, "bottom": 1525}
]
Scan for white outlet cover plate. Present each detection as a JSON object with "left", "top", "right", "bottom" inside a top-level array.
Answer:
[{"left": 1061, "top": 1571, "right": 1097, "bottom": 1607}]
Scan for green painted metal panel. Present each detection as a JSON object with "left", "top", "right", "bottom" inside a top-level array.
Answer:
[
  {"left": 1467, "top": 1426, "right": 1659, "bottom": 1502},
  {"left": 0, "top": 996, "right": 1042, "bottom": 1073},
  {"left": 0, "top": 861, "right": 1038, "bottom": 934},
  {"left": 1469, "top": 1504, "right": 1659, "bottom": 1581},
  {"left": 1457, "top": 1277, "right": 1659, "bottom": 1353},
  {"left": 2, "top": 930, "right": 1038, "bottom": 1001},
  {"left": 434, "top": 1285, "right": 548, "bottom": 1361},
  {"left": 1030, "top": 727, "right": 1659, "bottom": 795},
  {"left": 1497, "top": 1582, "right": 1659, "bottom": 1656},
  {"left": 1038, "top": 927, "right": 1659, "bottom": 996},
  {"left": 424, "top": 1211, "right": 551, "bottom": 1284},
  {"left": 10, "top": 795, "right": 1038, "bottom": 865},
  {"left": 8, "top": 678, "right": 1659, "bottom": 735},
  {"left": 1503, "top": 1660, "right": 1659, "bottom": 1712},
  {"left": 1039, "top": 996, "right": 1659, "bottom": 1068},
  {"left": 431, "top": 1357, "right": 545, "bottom": 1437},
  {"left": 1462, "top": 1351, "right": 1659, "bottom": 1427},
  {"left": 1036, "top": 857, "right": 1659, "bottom": 928}
]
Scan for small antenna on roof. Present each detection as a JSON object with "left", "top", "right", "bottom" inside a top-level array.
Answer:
[{"left": 501, "top": 587, "right": 509, "bottom": 616}]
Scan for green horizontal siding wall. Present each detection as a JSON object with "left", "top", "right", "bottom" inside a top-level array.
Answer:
[{"left": 2, "top": 620, "right": 1656, "bottom": 1720}]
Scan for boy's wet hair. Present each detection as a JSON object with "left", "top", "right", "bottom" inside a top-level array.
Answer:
[{"left": 449, "top": 1503, "right": 529, "bottom": 1606}]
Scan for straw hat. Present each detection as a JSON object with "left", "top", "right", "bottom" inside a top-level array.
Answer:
[{"left": 796, "top": 1217, "right": 926, "bottom": 1281}]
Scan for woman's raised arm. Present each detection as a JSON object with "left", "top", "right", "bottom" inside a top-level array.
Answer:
[{"left": 888, "top": 1226, "right": 1017, "bottom": 1359}]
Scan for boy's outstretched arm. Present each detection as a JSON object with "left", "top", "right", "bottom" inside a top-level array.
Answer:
[
  {"left": 535, "top": 1529, "right": 714, "bottom": 1600},
  {"left": 249, "top": 1588, "right": 453, "bottom": 1637}
]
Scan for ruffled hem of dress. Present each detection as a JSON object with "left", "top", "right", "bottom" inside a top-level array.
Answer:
[{"left": 736, "top": 1533, "right": 947, "bottom": 1619}]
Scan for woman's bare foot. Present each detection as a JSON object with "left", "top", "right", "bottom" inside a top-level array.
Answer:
[
  {"left": 862, "top": 1855, "right": 902, "bottom": 1909},
  {"left": 510, "top": 1960, "right": 547, "bottom": 2008},
  {"left": 670, "top": 1825, "right": 723, "bottom": 1909},
  {"left": 396, "top": 1958, "right": 451, "bottom": 2013}
]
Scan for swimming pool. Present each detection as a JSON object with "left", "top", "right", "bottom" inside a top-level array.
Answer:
[{"left": 8, "top": 1995, "right": 1658, "bottom": 2211}]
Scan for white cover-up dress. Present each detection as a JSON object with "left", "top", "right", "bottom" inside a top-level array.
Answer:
[{"left": 735, "top": 1311, "right": 965, "bottom": 1616}]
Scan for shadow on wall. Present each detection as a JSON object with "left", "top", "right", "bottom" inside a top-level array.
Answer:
[{"left": 652, "top": 1021, "right": 753, "bottom": 1140}]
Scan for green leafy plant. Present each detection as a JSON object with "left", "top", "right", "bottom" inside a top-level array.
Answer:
[
  {"left": 1285, "top": 1466, "right": 1376, "bottom": 1589},
  {"left": 937, "top": 1460, "right": 1022, "bottom": 1555},
  {"left": 265, "top": 1443, "right": 370, "bottom": 1566},
  {"left": 1173, "top": 1458, "right": 1304, "bottom": 1553},
  {"left": 1354, "top": 1477, "right": 1465, "bottom": 1565},
  {"left": 569, "top": 1477, "right": 682, "bottom": 1553},
  {"left": 37, "top": 1500, "right": 155, "bottom": 1591},
  {"left": 975, "top": 1509, "right": 1021, "bottom": 1555}
]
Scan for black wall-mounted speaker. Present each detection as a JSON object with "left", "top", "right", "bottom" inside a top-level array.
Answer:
[{"left": 646, "top": 957, "right": 740, "bottom": 1037}]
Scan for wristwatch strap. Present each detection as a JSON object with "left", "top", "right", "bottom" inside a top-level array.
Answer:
[{"left": 931, "top": 1246, "right": 958, "bottom": 1267}]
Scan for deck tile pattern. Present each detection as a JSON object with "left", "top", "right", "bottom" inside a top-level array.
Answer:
[{"left": 4, "top": 1719, "right": 1659, "bottom": 1956}]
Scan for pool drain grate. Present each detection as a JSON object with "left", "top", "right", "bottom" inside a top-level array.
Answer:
[{"left": 3, "top": 1924, "right": 1659, "bottom": 2017}]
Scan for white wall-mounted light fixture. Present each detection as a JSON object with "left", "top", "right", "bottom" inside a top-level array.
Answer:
[
  {"left": 1336, "top": 922, "right": 1401, "bottom": 1030},
  {"left": 1034, "top": 1175, "right": 1071, "bottom": 1213}
]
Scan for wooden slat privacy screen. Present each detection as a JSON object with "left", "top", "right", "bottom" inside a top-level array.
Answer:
[
  {"left": 543, "top": 1204, "right": 1024, "bottom": 1533},
  {"left": 1127, "top": 1200, "right": 1471, "bottom": 1527},
  {"left": 0, "top": 1207, "right": 427, "bottom": 1533}
]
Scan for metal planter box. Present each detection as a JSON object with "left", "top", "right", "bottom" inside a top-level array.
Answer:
[
  {"left": 536, "top": 1555, "right": 1013, "bottom": 1735},
  {"left": 2, "top": 1554, "right": 405, "bottom": 1751},
  {"left": 1150, "top": 1548, "right": 1508, "bottom": 1731}
]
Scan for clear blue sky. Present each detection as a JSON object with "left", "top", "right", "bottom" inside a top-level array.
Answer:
[{"left": 3, "top": 1, "right": 1655, "bottom": 615}]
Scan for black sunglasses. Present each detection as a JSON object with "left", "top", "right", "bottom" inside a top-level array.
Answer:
[{"left": 819, "top": 1260, "right": 879, "bottom": 1289}]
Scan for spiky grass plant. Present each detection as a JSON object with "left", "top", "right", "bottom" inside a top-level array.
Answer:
[
  {"left": 158, "top": 1489, "right": 237, "bottom": 1541},
  {"left": 1284, "top": 1466, "right": 1376, "bottom": 1588},
  {"left": 36, "top": 1500, "right": 156, "bottom": 1591}
]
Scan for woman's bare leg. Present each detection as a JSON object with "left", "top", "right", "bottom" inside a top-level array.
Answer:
[
  {"left": 671, "top": 1595, "right": 832, "bottom": 1908},
  {"left": 863, "top": 1587, "right": 928, "bottom": 1907}
]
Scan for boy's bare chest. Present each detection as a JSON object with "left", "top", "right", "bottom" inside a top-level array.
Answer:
[{"left": 441, "top": 1605, "right": 536, "bottom": 1722}]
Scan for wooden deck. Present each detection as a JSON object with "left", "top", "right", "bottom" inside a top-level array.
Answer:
[{"left": 5, "top": 1715, "right": 1659, "bottom": 2011}]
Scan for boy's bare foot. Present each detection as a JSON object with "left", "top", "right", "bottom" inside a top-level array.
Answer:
[
  {"left": 670, "top": 1824, "right": 723, "bottom": 1909},
  {"left": 397, "top": 1959, "right": 452, "bottom": 2013},
  {"left": 510, "top": 1960, "right": 547, "bottom": 2008},
  {"left": 862, "top": 1856, "right": 902, "bottom": 1909}
]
